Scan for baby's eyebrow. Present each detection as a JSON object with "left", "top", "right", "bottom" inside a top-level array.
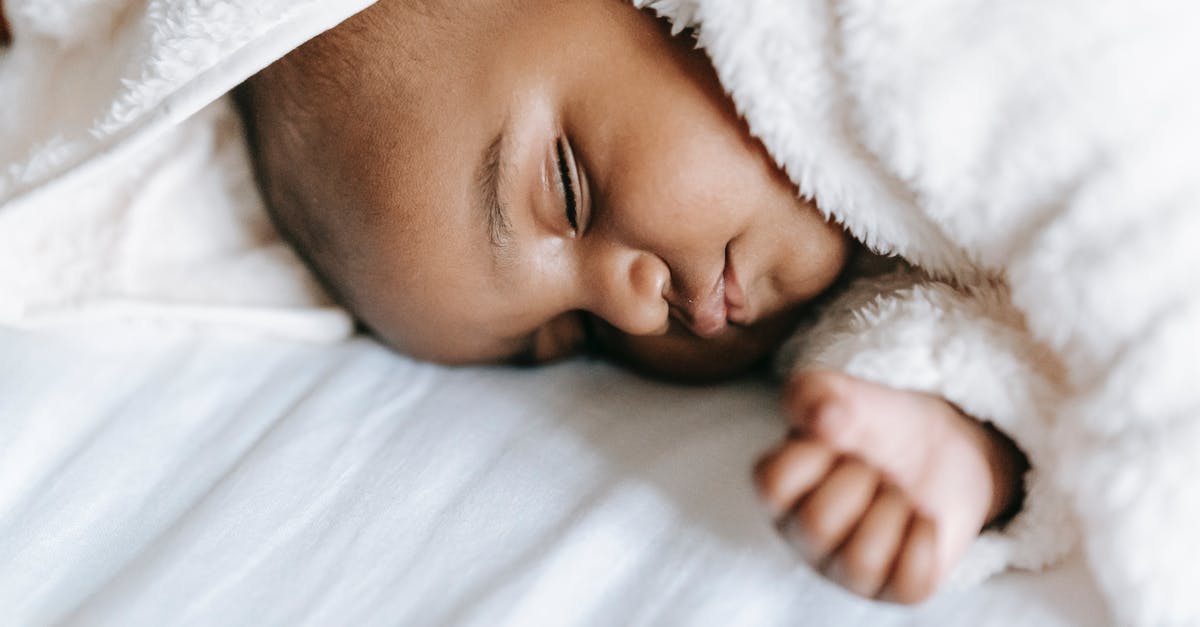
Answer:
[{"left": 476, "top": 127, "right": 515, "bottom": 267}]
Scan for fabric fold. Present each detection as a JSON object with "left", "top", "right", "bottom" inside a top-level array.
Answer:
[{"left": 0, "top": 0, "right": 376, "bottom": 339}]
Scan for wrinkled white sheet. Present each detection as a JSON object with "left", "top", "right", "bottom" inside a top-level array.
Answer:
[{"left": 0, "top": 326, "right": 1105, "bottom": 626}]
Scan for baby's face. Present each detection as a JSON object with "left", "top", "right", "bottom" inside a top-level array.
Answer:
[{"left": 257, "top": 0, "right": 849, "bottom": 380}]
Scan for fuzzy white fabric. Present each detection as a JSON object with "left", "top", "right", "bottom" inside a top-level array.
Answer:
[
  {"left": 0, "top": 0, "right": 369, "bottom": 338},
  {"left": 0, "top": 2, "right": 1110, "bottom": 619},
  {"left": 634, "top": 0, "right": 1200, "bottom": 624}
]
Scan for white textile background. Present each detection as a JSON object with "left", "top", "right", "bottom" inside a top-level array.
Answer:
[{"left": 0, "top": 326, "right": 1105, "bottom": 626}]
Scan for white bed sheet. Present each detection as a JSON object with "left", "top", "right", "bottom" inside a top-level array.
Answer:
[{"left": 0, "top": 326, "right": 1106, "bottom": 626}]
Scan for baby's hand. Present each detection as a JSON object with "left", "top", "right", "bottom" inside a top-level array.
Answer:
[{"left": 753, "top": 370, "right": 1026, "bottom": 603}]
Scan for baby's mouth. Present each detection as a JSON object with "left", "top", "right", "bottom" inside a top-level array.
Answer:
[
  {"left": 682, "top": 279, "right": 728, "bottom": 338},
  {"left": 670, "top": 245, "right": 755, "bottom": 339}
]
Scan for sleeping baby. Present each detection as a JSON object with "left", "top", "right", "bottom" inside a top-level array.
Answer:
[
  {"left": 231, "top": 0, "right": 1200, "bottom": 622},
  {"left": 233, "top": 0, "right": 1039, "bottom": 607},
  {"left": 8, "top": 0, "right": 1170, "bottom": 623}
]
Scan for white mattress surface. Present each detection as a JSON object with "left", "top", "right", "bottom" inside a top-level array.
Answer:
[{"left": 0, "top": 326, "right": 1107, "bottom": 626}]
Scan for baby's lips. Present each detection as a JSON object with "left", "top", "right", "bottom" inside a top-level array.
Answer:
[{"left": 686, "top": 296, "right": 728, "bottom": 338}]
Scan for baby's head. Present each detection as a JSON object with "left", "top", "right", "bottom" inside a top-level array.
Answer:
[{"left": 236, "top": 0, "right": 850, "bottom": 380}]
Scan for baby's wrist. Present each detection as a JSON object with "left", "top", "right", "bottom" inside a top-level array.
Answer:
[{"left": 978, "top": 422, "right": 1030, "bottom": 529}]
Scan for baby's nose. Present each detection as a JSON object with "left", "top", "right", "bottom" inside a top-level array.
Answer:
[{"left": 592, "top": 251, "right": 670, "bottom": 336}]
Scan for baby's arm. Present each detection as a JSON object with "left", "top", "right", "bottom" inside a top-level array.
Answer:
[{"left": 762, "top": 263, "right": 1076, "bottom": 600}]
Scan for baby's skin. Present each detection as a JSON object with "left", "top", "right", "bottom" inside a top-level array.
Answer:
[{"left": 754, "top": 370, "right": 1027, "bottom": 603}]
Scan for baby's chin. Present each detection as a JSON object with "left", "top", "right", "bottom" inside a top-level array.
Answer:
[{"left": 597, "top": 313, "right": 801, "bottom": 383}]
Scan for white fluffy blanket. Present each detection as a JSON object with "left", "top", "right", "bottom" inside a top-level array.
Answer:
[
  {"left": 0, "top": 0, "right": 365, "bottom": 338},
  {"left": 634, "top": 0, "right": 1200, "bottom": 624},
  {"left": 4, "top": 1, "right": 1199, "bottom": 624}
]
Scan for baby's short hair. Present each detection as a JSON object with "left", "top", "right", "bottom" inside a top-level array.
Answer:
[
  {"left": 234, "top": 1, "right": 449, "bottom": 312},
  {"left": 234, "top": 39, "right": 356, "bottom": 308}
]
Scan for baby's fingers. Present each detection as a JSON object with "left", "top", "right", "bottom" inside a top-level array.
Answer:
[
  {"left": 828, "top": 485, "right": 913, "bottom": 599},
  {"left": 753, "top": 439, "right": 836, "bottom": 519},
  {"left": 880, "top": 516, "right": 940, "bottom": 604},
  {"left": 785, "top": 458, "right": 878, "bottom": 563}
]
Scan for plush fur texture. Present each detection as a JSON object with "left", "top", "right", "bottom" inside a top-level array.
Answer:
[
  {"left": 635, "top": 0, "right": 1200, "bottom": 624},
  {"left": 5, "top": 1, "right": 1199, "bottom": 623},
  {"left": 0, "top": 0, "right": 371, "bottom": 203},
  {"left": 0, "top": 0, "right": 368, "bottom": 337}
]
